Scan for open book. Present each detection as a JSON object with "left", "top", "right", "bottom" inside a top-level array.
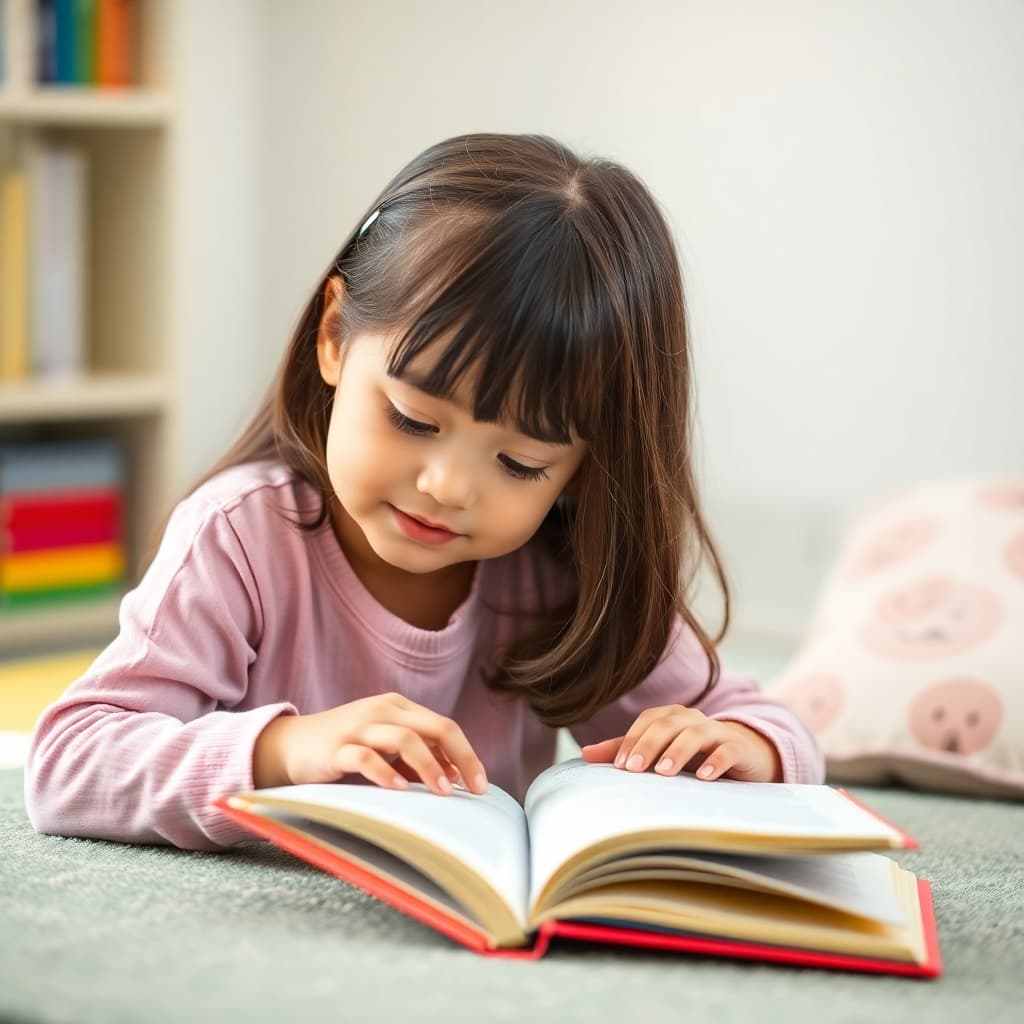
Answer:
[{"left": 215, "top": 758, "right": 941, "bottom": 977}]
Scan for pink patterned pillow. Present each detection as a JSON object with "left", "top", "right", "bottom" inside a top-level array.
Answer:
[{"left": 771, "top": 477, "right": 1024, "bottom": 799}]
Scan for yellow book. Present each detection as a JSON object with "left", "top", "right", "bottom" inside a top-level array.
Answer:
[
  {"left": 0, "top": 169, "right": 30, "bottom": 381},
  {"left": 1, "top": 542, "right": 124, "bottom": 592}
]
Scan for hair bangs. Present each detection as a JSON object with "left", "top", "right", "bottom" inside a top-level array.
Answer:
[{"left": 385, "top": 209, "right": 618, "bottom": 446}]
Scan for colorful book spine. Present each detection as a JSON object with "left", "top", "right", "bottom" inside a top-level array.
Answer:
[
  {"left": 96, "top": 0, "right": 132, "bottom": 86},
  {"left": 0, "top": 440, "right": 126, "bottom": 609},
  {"left": 53, "top": 0, "right": 74, "bottom": 83},
  {"left": 36, "top": 0, "right": 58, "bottom": 84},
  {"left": 33, "top": 0, "right": 135, "bottom": 86}
]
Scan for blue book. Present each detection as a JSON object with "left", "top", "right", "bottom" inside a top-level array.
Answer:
[
  {"left": 36, "top": 0, "right": 58, "bottom": 83},
  {"left": 0, "top": 439, "right": 123, "bottom": 495},
  {"left": 53, "top": 0, "right": 74, "bottom": 84}
]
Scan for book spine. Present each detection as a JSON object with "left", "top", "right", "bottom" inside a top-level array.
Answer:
[
  {"left": 29, "top": 144, "right": 87, "bottom": 378},
  {"left": 0, "top": 440, "right": 122, "bottom": 493},
  {"left": 0, "top": 167, "right": 30, "bottom": 381},
  {"left": 52, "top": 0, "right": 73, "bottom": 83},
  {"left": 2, "top": 489, "right": 121, "bottom": 533},
  {"left": 0, "top": 541, "right": 124, "bottom": 592},
  {"left": 35, "top": 0, "right": 56, "bottom": 83},
  {"left": 72, "top": 0, "right": 95, "bottom": 83},
  {"left": 4, "top": 517, "right": 120, "bottom": 553},
  {"left": 0, "top": 579, "right": 117, "bottom": 608},
  {"left": 95, "top": 0, "right": 131, "bottom": 86}
]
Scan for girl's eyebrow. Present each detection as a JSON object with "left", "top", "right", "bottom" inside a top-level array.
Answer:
[{"left": 389, "top": 369, "right": 573, "bottom": 447}]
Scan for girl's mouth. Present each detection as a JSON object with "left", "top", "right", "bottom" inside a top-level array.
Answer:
[{"left": 391, "top": 506, "right": 461, "bottom": 546}]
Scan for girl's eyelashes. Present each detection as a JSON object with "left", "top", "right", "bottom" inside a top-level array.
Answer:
[
  {"left": 385, "top": 401, "right": 550, "bottom": 482},
  {"left": 498, "top": 454, "right": 549, "bottom": 482},
  {"left": 386, "top": 403, "right": 437, "bottom": 436}
]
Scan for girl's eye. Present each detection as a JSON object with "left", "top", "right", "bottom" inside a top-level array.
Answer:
[
  {"left": 498, "top": 454, "right": 549, "bottom": 482},
  {"left": 386, "top": 403, "right": 436, "bottom": 436}
]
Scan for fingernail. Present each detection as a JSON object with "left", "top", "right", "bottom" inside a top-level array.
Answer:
[
  {"left": 626, "top": 753, "right": 644, "bottom": 771},
  {"left": 614, "top": 751, "right": 626, "bottom": 769},
  {"left": 392, "top": 775, "right": 408, "bottom": 789},
  {"left": 438, "top": 775, "right": 453, "bottom": 794},
  {"left": 698, "top": 764, "right": 715, "bottom": 779},
  {"left": 473, "top": 773, "right": 487, "bottom": 793},
  {"left": 656, "top": 758, "right": 673, "bottom": 774}
]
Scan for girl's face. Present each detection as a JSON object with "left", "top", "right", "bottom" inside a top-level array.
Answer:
[{"left": 317, "top": 327, "right": 587, "bottom": 579}]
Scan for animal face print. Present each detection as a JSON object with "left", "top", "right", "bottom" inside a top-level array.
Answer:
[
  {"left": 908, "top": 678, "right": 1003, "bottom": 756},
  {"left": 861, "top": 576, "right": 1001, "bottom": 659},
  {"left": 979, "top": 482, "right": 1024, "bottom": 511},
  {"left": 843, "top": 517, "right": 937, "bottom": 580}
]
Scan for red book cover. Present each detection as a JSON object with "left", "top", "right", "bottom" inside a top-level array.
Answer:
[
  {"left": 2, "top": 490, "right": 121, "bottom": 540},
  {"left": 5, "top": 519, "right": 119, "bottom": 553},
  {"left": 214, "top": 797, "right": 942, "bottom": 977}
]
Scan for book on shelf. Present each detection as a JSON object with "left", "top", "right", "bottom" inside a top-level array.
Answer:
[
  {"left": 34, "top": 0, "right": 135, "bottom": 87},
  {"left": 0, "top": 138, "right": 88, "bottom": 381},
  {"left": 217, "top": 757, "right": 942, "bottom": 977},
  {"left": 0, "top": 438, "right": 125, "bottom": 608},
  {"left": 0, "top": 164, "right": 30, "bottom": 380},
  {"left": 1, "top": 0, "right": 135, "bottom": 89},
  {"left": 29, "top": 140, "right": 87, "bottom": 377}
]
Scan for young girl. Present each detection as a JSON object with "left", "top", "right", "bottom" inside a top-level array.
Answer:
[{"left": 25, "top": 133, "right": 823, "bottom": 852}]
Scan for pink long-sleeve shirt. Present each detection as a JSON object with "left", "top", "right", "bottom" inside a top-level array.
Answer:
[{"left": 25, "top": 461, "right": 823, "bottom": 851}]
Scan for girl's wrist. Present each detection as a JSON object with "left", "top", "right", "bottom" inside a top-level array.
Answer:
[{"left": 253, "top": 714, "right": 294, "bottom": 788}]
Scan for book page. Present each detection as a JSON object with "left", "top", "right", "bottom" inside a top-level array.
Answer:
[
  {"left": 256, "top": 807, "right": 483, "bottom": 926},
  {"left": 247, "top": 781, "right": 530, "bottom": 926},
  {"left": 570, "top": 850, "right": 906, "bottom": 925},
  {"left": 525, "top": 759, "right": 905, "bottom": 910}
]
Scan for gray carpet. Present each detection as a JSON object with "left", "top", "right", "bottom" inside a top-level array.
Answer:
[{"left": 1, "top": 768, "right": 1020, "bottom": 1024}]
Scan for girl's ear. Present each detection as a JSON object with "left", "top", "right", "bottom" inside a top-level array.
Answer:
[{"left": 316, "top": 276, "right": 346, "bottom": 386}]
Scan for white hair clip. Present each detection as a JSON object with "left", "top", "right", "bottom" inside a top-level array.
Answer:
[{"left": 358, "top": 207, "right": 381, "bottom": 238}]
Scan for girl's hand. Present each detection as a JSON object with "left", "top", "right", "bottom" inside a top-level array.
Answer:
[
  {"left": 253, "top": 693, "right": 488, "bottom": 795},
  {"left": 579, "top": 704, "right": 783, "bottom": 783}
]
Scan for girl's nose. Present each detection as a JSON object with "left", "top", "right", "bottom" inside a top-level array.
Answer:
[{"left": 416, "top": 449, "right": 476, "bottom": 509}]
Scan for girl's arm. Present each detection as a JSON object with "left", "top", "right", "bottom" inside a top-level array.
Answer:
[
  {"left": 24, "top": 493, "right": 297, "bottom": 851},
  {"left": 567, "top": 619, "right": 825, "bottom": 785}
]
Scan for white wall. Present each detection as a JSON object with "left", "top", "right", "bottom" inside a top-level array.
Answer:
[
  {"left": 180, "top": 0, "right": 1024, "bottom": 640},
  {"left": 172, "top": 0, "right": 274, "bottom": 489}
]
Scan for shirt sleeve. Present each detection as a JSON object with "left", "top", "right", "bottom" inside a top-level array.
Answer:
[
  {"left": 24, "top": 494, "right": 298, "bottom": 851},
  {"left": 567, "top": 618, "right": 825, "bottom": 784}
]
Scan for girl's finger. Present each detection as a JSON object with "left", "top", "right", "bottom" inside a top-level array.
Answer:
[
  {"left": 619, "top": 716, "right": 709, "bottom": 772},
  {"left": 579, "top": 737, "right": 624, "bottom": 763},
  {"left": 654, "top": 726, "right": 723, "bottom": 776},
  {"left": 694, "top": 740, "right": 744, "bottom": 781},
  {"left": 332, "top": 744, "right": 409, "bottom": 790},
  {"left": 358, "top": 723, "right": 454, "bottom": 795},
  {"left": 396, "top": 707, "right": 488, "bottom": 794},
  {"left": 614, "top": 707, "right": 705, "bottom": 770}
]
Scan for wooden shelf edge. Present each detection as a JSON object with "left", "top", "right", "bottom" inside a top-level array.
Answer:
[
  {"left": 0, "top": 88, "right": 173, "bottom": 126},
  {"left": 0, "top": 372, "right": 172, "bottom": 422}
]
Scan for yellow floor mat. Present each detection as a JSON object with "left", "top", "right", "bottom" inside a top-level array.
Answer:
[{"left": 0, "top": 650, "right": 99, "bottom": 732}]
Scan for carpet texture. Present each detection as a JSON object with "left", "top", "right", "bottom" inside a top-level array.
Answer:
[{"left": 0, "top": 768, "right": 1020, "bottom": 1024}]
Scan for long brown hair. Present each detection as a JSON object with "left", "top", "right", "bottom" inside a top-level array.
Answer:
[{"left": 193, "top": 133, "right": 731, "bottom": 727}]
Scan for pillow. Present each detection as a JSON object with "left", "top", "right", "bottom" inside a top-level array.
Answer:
[{"left": 771, "top": 477, "right": 1024, "bottom": 799}]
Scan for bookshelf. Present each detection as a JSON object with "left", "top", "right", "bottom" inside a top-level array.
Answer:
[{"left": 0, "top": 0, "right": 178, "bottom": 655}]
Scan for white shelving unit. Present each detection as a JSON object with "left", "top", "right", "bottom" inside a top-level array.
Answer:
[{"left": 0, "top": 0, "right": 178, "bottom": 655}]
